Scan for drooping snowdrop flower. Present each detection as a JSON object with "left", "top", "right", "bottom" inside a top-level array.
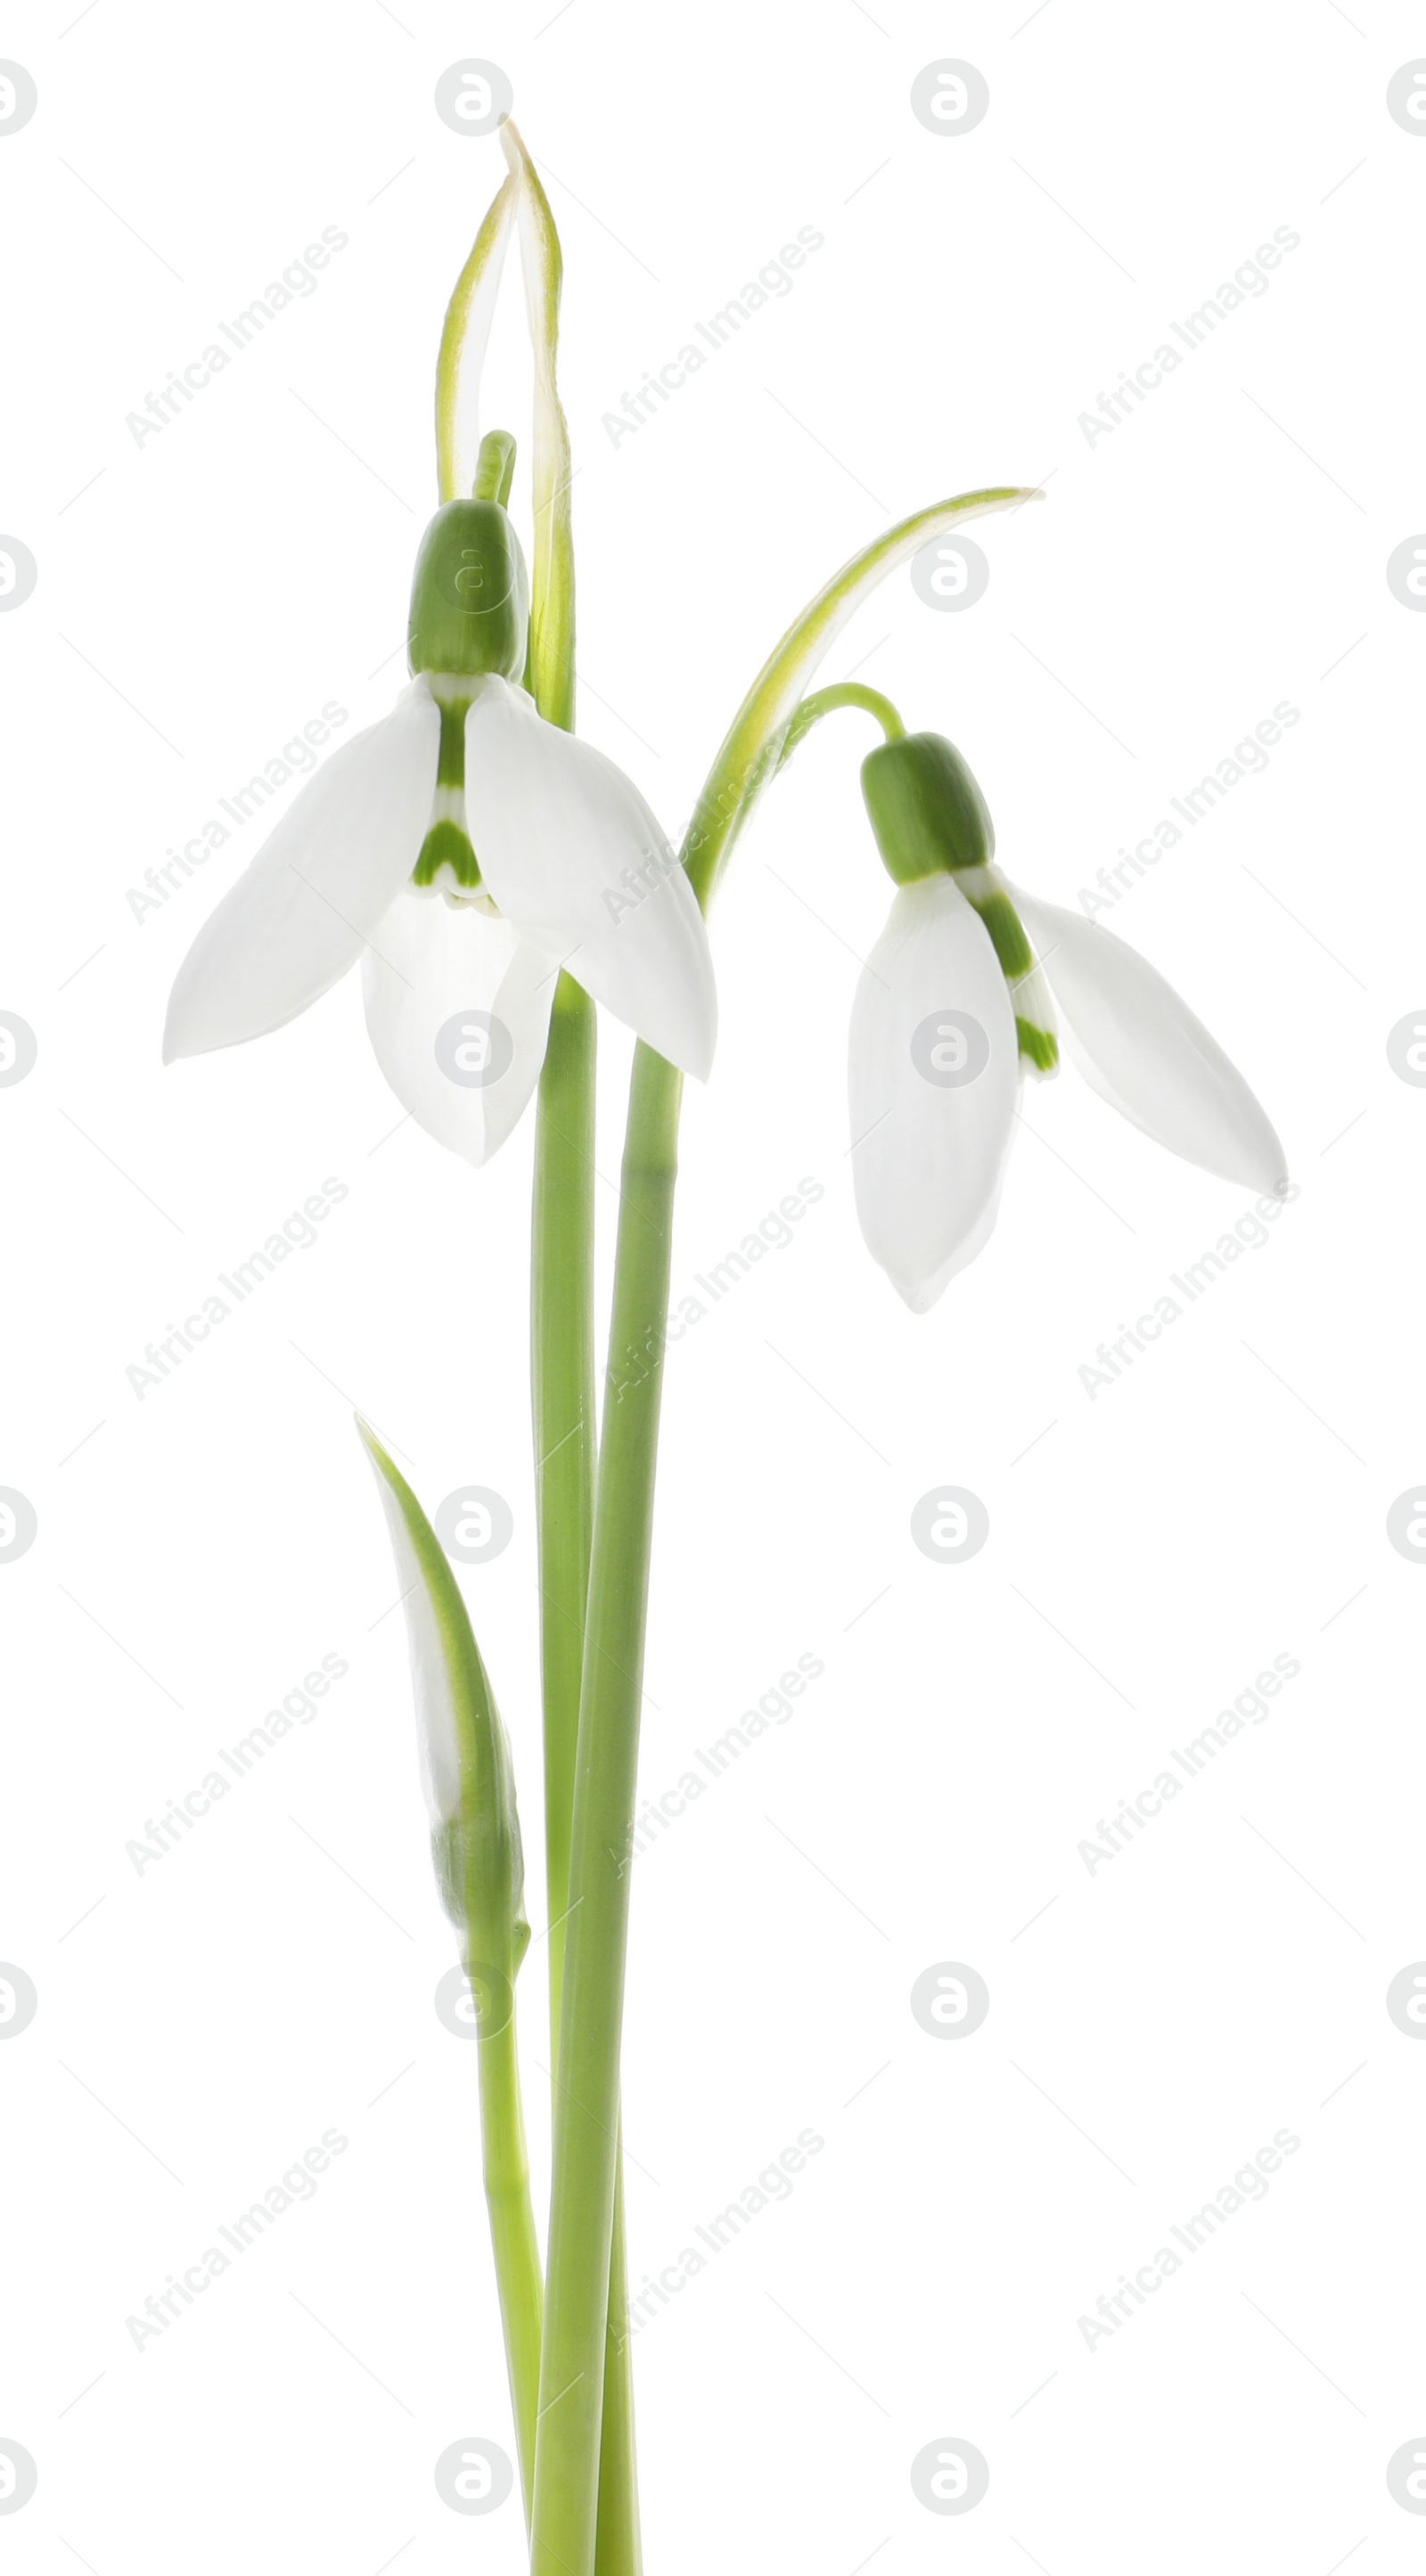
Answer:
[
  {"left": 848, "top": 730, "right": 1286, "bottom": 1309},
  {"left": 164, "top": 487, "right": 717, "bottom": 1163}
]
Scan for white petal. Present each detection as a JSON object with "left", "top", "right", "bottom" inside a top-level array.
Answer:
[
  {"left": 163, "top": 684, "right": 440, "bottom": 1061},
  {"left": 1014, "top": 892, "right": 1287, "bottom": 1193},
  {"left": 362, "top": 891, "right": 557, "bottom": 1166},
  {"left": 848, "top": 876, "right": 1020, "bottom": 1311},
  {"left": 463, "top": 677, "right": 717, "bottom": 1078}
]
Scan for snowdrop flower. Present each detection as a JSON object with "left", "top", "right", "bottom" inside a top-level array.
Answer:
[
  {"left": 848, "top": 730, "right": 1286, "bottom": 1310},
  {"left": 164, "top": 488, "right": 716, "bottom": 1163}
]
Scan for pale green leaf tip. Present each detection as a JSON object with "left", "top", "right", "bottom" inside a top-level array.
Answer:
[{"left": 354, "top": 1412, "right": 399, "bottom": 1492}]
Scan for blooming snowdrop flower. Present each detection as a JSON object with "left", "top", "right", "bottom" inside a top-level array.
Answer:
[
  {"left": 164, "top": 492, "right": 717, "bottom": 1163},
  {"left": 848, "top": 730, "right": 1286, "bottom": 1310}
]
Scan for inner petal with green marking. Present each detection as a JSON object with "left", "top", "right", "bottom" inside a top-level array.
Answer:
[
  {"left": 956, "top": 863, "right": 1060, "bottom": 1078},
  {"left": 410, "top": 686, "right": 489, "bottom": 903}
]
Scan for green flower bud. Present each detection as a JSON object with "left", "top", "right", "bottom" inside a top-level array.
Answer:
[
  {"left": 859, "top": 731, "right": 995, "bottom": 885},
  {"left": 407, "top": 498, "right": 529, "bottom": 682}
]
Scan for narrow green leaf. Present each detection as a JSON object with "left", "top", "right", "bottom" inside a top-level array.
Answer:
[
  {"left": 435, "top": 174, "right": 517, "bottom": 506},
  {"left": 356, "top": 1419, "right": 529, "bottom": 1981},
  {"left": 498, "top": 119, "right": 575, "bottom": 730},
  {"left": 681, "top": 487, "right": 1043, "bottom": 911}
]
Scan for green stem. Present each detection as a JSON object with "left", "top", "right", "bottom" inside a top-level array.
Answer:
[
  {"left": 477, "top": 2001, "right": 544, "bottom": 2526},
  {"left": 533, "top": 973, "right": 597, "bottom": 2052},
  {"left": 776, "top": 680, "right": 906, "bottom": 768},
  {"left": 683, "top": 486, "right": 1037, "bottom": 912},
  {"left": 529, "top": 486, "right": 1041, "bottom": 2576},
  {"left": 530, "top": 1044, "right": 681, "bottom": 2576},
  {"left": 474, "top": 428, "right": 517, "bottom": 506},
  {"left": 531, "top": 979, "right": 643, "bottom": 2576},
  {"left": 594, "top": 2154, "right": 641, "bottom": 2576}
]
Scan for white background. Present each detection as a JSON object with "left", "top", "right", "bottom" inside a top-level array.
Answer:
[{"left": 3, "top": 3, "right": 1424, "bottom": 2569}]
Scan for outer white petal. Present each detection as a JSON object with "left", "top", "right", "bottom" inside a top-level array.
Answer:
[
  {"left": 463, "top": 677, "right": 717, "bottom": 1079},
  {"left": 1014, "top": 891, "right": 1287, "bottom": 1193},
  {"left": 362, "top": 890, "right": 557, "bottom": 1166},
  {"left": 848, "top": 875, "right": 1020, "bottom": 1311},
  {"left": 163, "top": 684, "right": 440, "bottom": 1061}
]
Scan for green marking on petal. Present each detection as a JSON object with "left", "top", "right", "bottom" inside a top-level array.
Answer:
[
  {"left": 413, "top": 818, "right": 482, "bottom": 890},
  {"left": 436, "top": 695, "right": 469, "bottom": 788},
  {"left": 1016, "top": 1017, "right": 1060, "bottom": 1074},
  {"left": 964, "top": 884, "right": 1034, "bottom": 981}
]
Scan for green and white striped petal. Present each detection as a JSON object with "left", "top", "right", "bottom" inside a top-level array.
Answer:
[{"left": 954, "top": 862, "right": 1059, "bottom": 1077}]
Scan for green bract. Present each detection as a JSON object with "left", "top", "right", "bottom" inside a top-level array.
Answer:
[
  {"left": 356, "top": 1419, "right": 529, "bottom": 1984},
  {"left": 356, "top": 1418, "right": 543, "bottom": 2521},
  {"left": 860, "top": 730, "right": 996, "bottom": 882},
  {"left": 407, "top": 497, "right": 530, "bottom": 681}
]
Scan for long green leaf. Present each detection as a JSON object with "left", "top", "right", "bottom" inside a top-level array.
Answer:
[
  {"left": 435, "top": 174, "right": 517, "bottom": 506},
  {"left": 682, "top": 486, "right": 1042, "bottom": 910},
  {"left": 499, "top": 119, "right": 575, "bottom": 731}
]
